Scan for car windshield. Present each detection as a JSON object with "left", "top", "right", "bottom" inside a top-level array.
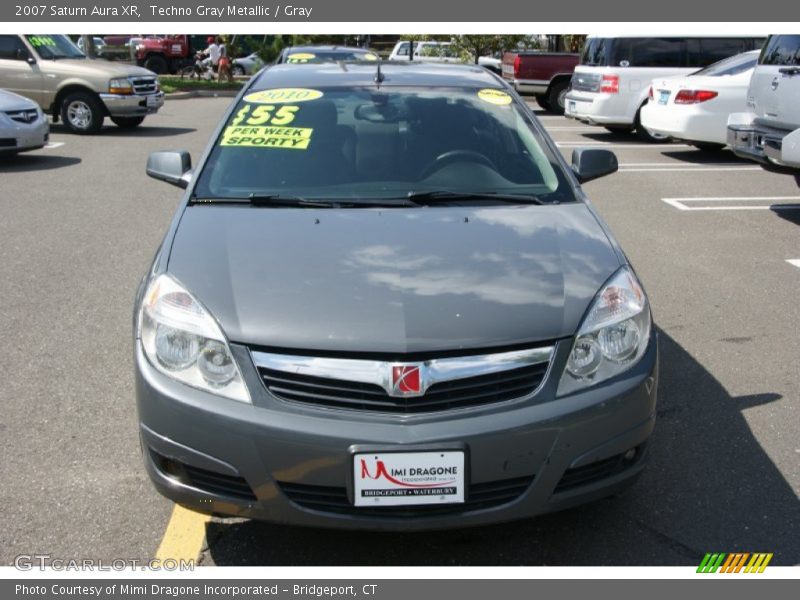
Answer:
[
  {"left": 692, "top": 52, "right": 758, "bottom": 76},
  {"left": 26, "top": 35, "right": 85, "bottom": 59},
  {"left": 194, "top": 86, "right": 573, "bottom": 204},
  {"left": 284, "top": 50, "right": 378, "bottom": 64}
]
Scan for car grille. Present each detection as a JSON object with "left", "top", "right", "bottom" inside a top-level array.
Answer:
[
  {"left": 258, "top": 362, "right": 549, "bottom": 413},
  {"left": 279, "top": 476, "right": 534, "bottom": 517},
  {"left": 131, "top": 77, "right": 158, "bottom": 94},
  {"left": 570, "top": 72, "right": 601, "bottom": 92},
  {"left": 5, "top": 109, "right": 38, "bottom": 124}
]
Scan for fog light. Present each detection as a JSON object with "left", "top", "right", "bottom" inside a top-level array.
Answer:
[{"left": 623, "top": 448, "right": 637, "bottom": 461}]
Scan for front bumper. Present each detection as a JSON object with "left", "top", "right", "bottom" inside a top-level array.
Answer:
[
  {"left": 135, "top": 335, "right": 658, "bottom": 530},
  {"left": 727, "top": 113, "right": 800, "bottom": 169},
  {"left": 0, "top": 113, "right": 49, "bottom": 154},
  {"left": 99, "top": 91, "right": 165, "bottom": 117}
]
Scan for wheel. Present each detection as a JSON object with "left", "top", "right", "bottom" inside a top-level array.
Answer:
[
  {"left": 419, "top": 150, "right": 498, "bottom": 180},
  {"left": 144, "top": 54, "right": 168, "bottom": 74},
  {"left": 634, "top": 107, "right": 670, "bottom": 143},
  {"left": 604, "top": 126, "right": 634, "bottom": 134},
  {"left": 178, "top": 65, "right": 197, "bottom": 79},
  {"left": 547, "top": 80, "right": 570, "bottom": 115},
  {"left": 232, "top": 64, "right": 246, "bottom": 76},
  {"left": 111, "top": 116, "right": 145, "bottom": 128},
  {"left": 534, "top": 94, "right": 551, "bottom": 111},
  {"left": 60, "top": 91, "right": 104, "bottom": 134},
  {"left": 690, "top": 142, "right": 726, "bottom": 151}
]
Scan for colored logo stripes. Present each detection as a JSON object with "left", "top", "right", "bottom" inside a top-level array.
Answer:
[{"left": 697, "top": 552, "right": 773, "bottom": 573}]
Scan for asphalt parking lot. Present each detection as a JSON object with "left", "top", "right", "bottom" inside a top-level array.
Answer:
[{"left": 1, "top": 96, "right": 798, "bottom": 567}]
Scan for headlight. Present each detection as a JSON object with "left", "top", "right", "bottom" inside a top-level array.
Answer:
[
  {"left": 109, "top": 78, "right": 133, "bottom": 94},
  {"left": 140, "top": 274, "right": 251, "bottom": 403},
  {"left": 557, "top": 266, "right": 651, "bottom": 396}
]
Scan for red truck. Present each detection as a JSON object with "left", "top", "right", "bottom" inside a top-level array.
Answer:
[
  {"left": 501, "top": 51, "right": 580, "bottom": 114},
  {"left": 134, "top": 35, "right": 196, "bottom": 74}
]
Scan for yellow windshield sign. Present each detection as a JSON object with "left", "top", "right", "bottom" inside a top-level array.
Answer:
[
  {"left": 477, "top": 89, "right": 513, "bottom": 106},
  {"left": 243, "top": 88, "right": 324, "bottom": 104},
  {"left": 220, "top": 125, "right": 313, "bottom": 150},
  {"left": 286, "top": 53, "right": 316, "bottom": 64}
]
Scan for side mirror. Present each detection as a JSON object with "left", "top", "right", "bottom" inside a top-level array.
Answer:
[
  {"left": 571, "top": 148, "right": 618, "bottom": 183},
  {"left": 16, "top": 48, "right": 34, "bottom": 64},
  {"left": 146, "top": 150, "right": 192, "bottom": 189}
]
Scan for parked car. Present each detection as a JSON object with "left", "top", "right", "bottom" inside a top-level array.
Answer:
[
  {"left": 728, "top": 34, "right": 800, "bottom": 171},
  {"left": 640, "top": 51, "right": 760, "bottom": 149},
  {"left": 0, "top": 34, "right": 164, "bottom": 133},
  {"left": 275, "top": 45, "right": 379, "bottom": 64},
  {"left": 565, "top": 36, "right": 764, "bottom": 141},
  {"left": 0, "top": 88, "right": 48, "bottom": 156},
  {"left": 501, "top": 51, "right": 580, "bottom": 114},
  {"left": 136, "top": 62, "right": 657, "bottom": 530},
  {"left": 76, "top": 36, "right": 107, "bottom": 55},
  {"left": 232, "top": 51, "right": 264, "bottom": 76}
]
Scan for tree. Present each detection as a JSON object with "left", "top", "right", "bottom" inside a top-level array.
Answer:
[{"left": 449, "top": 35, "right": 529, "bottom": 64}]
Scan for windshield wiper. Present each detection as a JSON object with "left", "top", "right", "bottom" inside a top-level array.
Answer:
[
  {"left": 248, "top": 194, "right": 341, "bottom": 208},
  {"left": 405, "top": 190, "right": 544, "bottom": 206}
]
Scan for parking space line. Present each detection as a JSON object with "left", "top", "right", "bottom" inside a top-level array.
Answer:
[
  {"left": 556, "top": 142, "right": 688, "bottom": 148},
  {"left": 544, "top": 126, "right": 601, "bottom": 131},
  {"left": 787, "top": 259, "right": 800, "bottom": 270},
  {"left": 155, "top": 505, "right": 210, "bottom": 563},
  {"left": 44, "top": 142, "right": 64, "bottom": 150},
  {"left": 620, "top": 167, "right": 762, "bottom": 172},
  {"left": 662, "top": 195, "right": 800, "bottom": 211}
]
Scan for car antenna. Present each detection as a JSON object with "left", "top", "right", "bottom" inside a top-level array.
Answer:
[{"left": 374, "top": 61, "right": 384, "bottom": 85}]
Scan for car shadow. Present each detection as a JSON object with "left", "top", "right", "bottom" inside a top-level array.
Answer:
[
  {"left": 203, "top": 330, "right": 797, "bottom": 566},
  {"left": 771, "top": 206, "right": 800, "bottom": 226},
  {"left": 0, "top": 154, "right": 82, "bottom": 172},
  {"left": 659, "top": 150, "right": 752, "bottom": 165},
  {"left": 49, "top": 124, "right": 196, "bottom": 137}
]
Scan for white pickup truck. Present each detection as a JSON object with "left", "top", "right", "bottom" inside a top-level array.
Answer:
[{"left": 728, "top": 35, "right": 800, "bottom": 171}]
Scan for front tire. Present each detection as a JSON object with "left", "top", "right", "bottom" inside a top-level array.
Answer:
[
  {"left": 534, "top": 94, "right": 551, "bottom": 112},
  {"left": 232, "top": 64, "right": 245, "bottom": 76},
  {"left": 111, "top": 116, "right": 145, "bottom": 128},
  {"left": 60, "top": 91, "right": 104, "bottom": 134},
  {"left": 144, "top": 54, "right": 168, "bottom": 74}
]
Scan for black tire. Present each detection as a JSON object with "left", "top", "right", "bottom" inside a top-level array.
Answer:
[
  {"left": 60, "top": 91, "right": 104, "bottom": 134},
  {"left": 547, "top": 80, "right": 570, "bottom": 115},
  {"left": 604, "top": 125, "right": 634, "bottom": 134},
  {"left": 178, "top": 65, "right": 197, "bottom": 79},
  {"left": 232, "top": 64, "right": 246, "bottom": 76},
  {"left": 634, "top": 106, "right": 670, "bottom": 143},
  {"left": 111, "top": 116, "right": 145, "bottom": 129},
  {"left": 144, "top": 54, "right": 168, "bottom": 74},
  {"left": 534, "top": 94, "right": 551, "bottom": 111},
  {"left": 690, "top": 142, "right": 726, "bottom": 151}
]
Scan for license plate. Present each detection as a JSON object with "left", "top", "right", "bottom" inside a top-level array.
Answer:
[
  {"left": 658, "top": 90, "right": 670, "bottom": 105},
  {"left": 502, "top": 64, "right": 514, "bottom": 75},
  {"left": 146, "top": 94, "right": 160, "bottom": 107},
  {"left": 353, "top": 451, "right": 465, "bottom": 507}
]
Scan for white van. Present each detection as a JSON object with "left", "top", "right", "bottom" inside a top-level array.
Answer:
[
  {"left": 565, "top": 35, "right": 764, "bottom": 141},
  {"left": 388, "top": 40, "right": 460, "bottom": 63}
]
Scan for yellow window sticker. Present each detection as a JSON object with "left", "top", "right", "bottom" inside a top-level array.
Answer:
[
  {"left": 231, "top": 104, "right": 300, "bottom": 126},
  {"left": 477, "top": 89, "right": 513, "bottom": 106},
  {"left": 220, "top": 126, "right": 314, "bottom": 150},
  {"left": 286, "top": 53, "right": 316, "bottom": 64},
  {"left": 28, "top": 36, "right": 57, "bottom": 47},
  {"left": 243, "top": 88, "right": 324, "bottom": 104},
  {"left": 363, "top": 53, "right": 379, "bottom": 61}
]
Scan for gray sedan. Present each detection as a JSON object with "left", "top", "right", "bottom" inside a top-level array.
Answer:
[{"left": 0, "top": 89, "right": 48, "bottom": 156}]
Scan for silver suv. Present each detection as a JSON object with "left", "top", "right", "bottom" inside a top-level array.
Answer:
[
  {"left": 728, "top": 35, "right": 800, "bottom": 170},
  {"left": 0, "top": 34, "right": 164, "bottom": 134}
]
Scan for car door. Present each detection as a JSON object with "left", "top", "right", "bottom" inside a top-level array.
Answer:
[{"left": 0, "top": 35, "right": 44, "bottom": 105}]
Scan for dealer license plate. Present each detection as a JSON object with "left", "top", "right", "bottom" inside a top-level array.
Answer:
[
  {"left": 659, "top": 90, "right": 670, "bottom": 105},
  {"left": 146, "top": 94, "right": 160, "bottom": 107},
  {"left": 353, "top": 451, "right": 465, "bottom": 507}
]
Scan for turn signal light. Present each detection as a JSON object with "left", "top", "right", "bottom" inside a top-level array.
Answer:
[
  {"left": 674, "top": 89, "right": 718, "bottom": 104},
  {"left": 513, "top": 54, "right": 521, "bottom": 77},
  {"left": 599, "top": 74, "right": 619, "bottom": 94}
]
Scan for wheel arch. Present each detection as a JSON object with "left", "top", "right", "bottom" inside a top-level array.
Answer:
[{"left": 52, "top": 83, "right": 107, "bottom": 117}]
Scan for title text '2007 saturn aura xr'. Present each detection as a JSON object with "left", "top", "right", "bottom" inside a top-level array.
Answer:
[{"left": 134, "top": 62, "right": 658, "bottom": 530}]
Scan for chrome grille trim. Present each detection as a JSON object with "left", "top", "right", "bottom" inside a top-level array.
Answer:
[
  {"left": 5, "top": 109, "right": 39, "bottom": 124},
  {"left": 251, "top": 346, "right": 553, "bottom": 399},
  {"left": 131, "top": 77, "right": 158, "bottom": 95}
]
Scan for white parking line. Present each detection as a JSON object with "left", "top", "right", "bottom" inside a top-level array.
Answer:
[
  {"left": 44, "top": 142, "right": 64, "bottom": 149},
  {"left": 620, "top": 166, "right": 762, "bottom": 172},
  {"left": 662, "top": 195, "right": 800, "bottom": 211},
  {"left": 787, "top": 259, "right": 800, "bottom": 270},
  {"left": 545, "top": 126, "right": 602, "bottom": 131},
  {"left": 556, "top": 142, "right": 688, "bottom": 148}
]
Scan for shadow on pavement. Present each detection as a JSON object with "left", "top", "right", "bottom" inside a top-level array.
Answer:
[
  {"left": 771, "top": 206, "right": 800, "bottom": 226},
  {"left": 0, "top": 154, "right": 81, "bottom": 172},
  {"left": 49, "top": 124, "right": 197, "bottom": 137},
  {"left": 659, "top": 150, "right": 751, "bottom": 165},
  {"left": 204, "top": 331, "right": 797, "bottom": 566}
]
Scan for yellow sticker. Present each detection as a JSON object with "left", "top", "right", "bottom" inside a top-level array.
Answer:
[
  {"left": 363, "top": 52, "right": 379, "bottom": 61},
  {"left": 243, "top": 88, "right": 324, "bottom": 104},
  {"left": 477, "top": 88, "right": 513, "bottom": 106},
  {"left": 220, "top": 125, "right": 313, "bottom": 150},
  {"left": 286, "top": 52, "right": 316, "bottom": 63}
]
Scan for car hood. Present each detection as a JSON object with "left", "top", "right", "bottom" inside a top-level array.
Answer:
[
  {"left": 39, "top": 58, "right": 156, "bottom": 78},
  {"left": 166, "top": 203, "right": 622, "bottom": 354},
  {"left": 0, "top": 89, "right": 38, "bottom": 111}
]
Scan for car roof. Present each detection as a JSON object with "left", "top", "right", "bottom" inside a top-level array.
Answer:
[
  {"left": 284, "top": 45, "right": 371, "bottom": 53},
  {"left": 250, "top": 62, "right": 502, "bottom": 90}
]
